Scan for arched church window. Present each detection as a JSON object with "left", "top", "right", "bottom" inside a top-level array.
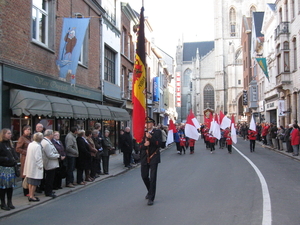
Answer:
[
  {"left": 229, "top": 8, "right": 236, "bottom": 37},
  {"left": 183, "top": 69, "right": 192, "bottom": 87},
  {"left": 203, "top": 84, "right": 215, "bottom": 110}
]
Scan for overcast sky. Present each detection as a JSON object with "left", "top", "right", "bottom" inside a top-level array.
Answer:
[{"left": 126, "top": 0, "right": 214, "bottom": 57}]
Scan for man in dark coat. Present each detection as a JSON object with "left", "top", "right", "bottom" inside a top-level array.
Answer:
[
  {"left": 122, "top": 127, "right": 133, "bottom": 168},
  {"left": 284, "top": 124, "right": 293, "bottom": 152},
  {"left": 140, "top": 117, "right": 162, "bottom": 206}
]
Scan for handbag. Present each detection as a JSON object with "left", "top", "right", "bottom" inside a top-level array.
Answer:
[
  {"left": 14, "top": 164, "right": 20, "bottom": 177},
  {"left": 22, "top": 176, "right": 29, "bottom": 189}
]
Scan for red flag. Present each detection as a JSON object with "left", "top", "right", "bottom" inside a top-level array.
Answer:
[
  {"left": 166, "top": 120, "right": 176, "bottom": 145},
  {"left": 132, "top": 7, "right": 146, "bottom": 143}
]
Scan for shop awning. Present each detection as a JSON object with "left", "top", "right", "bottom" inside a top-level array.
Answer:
[
  {"left": 97, "top": 105, "right": 113, "bottom": 120},
  {"left": 46, "top": 95, "right": 73, "bottom": 118},
  {"left": 10, "top": 89, "right": 52, "bottom": 116},
  {"left": 82, "top": 102, "right": 102, "bottom": 120},
  {"left": 67, "top": 99, "right": 89, "bottom": 119},
  {"left": 107, "top": 106, "right": 130, "bottom": 121},
  {"left": 10, "top": 89, "right": 130, "bottom": 121}
]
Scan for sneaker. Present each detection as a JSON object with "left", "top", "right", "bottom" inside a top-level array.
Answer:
[{"left": 66, "top": 183, "right": 75, "bottom": 188}]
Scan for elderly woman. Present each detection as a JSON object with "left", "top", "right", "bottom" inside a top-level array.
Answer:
[
  {"left": 76, "top": 130, "right": 91, "bottom": 185},
  {"left": 23, "top": 132, "right": 44, "bottom": 202},
  {"left": 16, "top": 125, "right": 32, "bottom": 197},
  {"left": 0, "top": 128, "right": 19, "bottom": 210},
  {"left": 102, "top": 130, "right": 115, "bottom": 175},
  {"left": 51, "top": 131, "right": 66, "bottom": 190}
]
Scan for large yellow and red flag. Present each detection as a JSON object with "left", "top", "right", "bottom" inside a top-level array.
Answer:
[{"left": 132, "top": 7, "right": 146, "bottom": 143}]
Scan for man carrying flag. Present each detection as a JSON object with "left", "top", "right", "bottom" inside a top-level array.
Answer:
[{"left": 248, "top": 114, "right": 257, "bottom": 152}]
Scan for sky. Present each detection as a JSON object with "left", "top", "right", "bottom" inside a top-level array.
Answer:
[{"left": 127, "top": 0, "right": 215, "bottom": 57}]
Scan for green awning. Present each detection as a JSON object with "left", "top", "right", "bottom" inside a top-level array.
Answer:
[
  {"left": 10, "top": 89, "right": 52, "bottom": 116},
  {"left": 107, "top": 106, "right": 130, "bottom": 121},
  {"left": 46, "top": 95, "right": 73, "bottom": 118}
]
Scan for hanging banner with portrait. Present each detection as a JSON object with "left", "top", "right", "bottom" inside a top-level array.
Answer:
[{"left": 56, "top": 18, "right": 90, "bottom": 86}]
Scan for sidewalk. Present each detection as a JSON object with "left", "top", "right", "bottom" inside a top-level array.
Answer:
[
  {"left": 0, "top": 151, "right": 132, "bottom": 218},
  {"left": 0, "top": 145, "right": 172, "bottom": 218},
  {"left": 256, "top": 139, "right": 300, "bottom": 161}
]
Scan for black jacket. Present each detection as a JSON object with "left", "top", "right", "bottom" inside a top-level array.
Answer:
[
  {"left": 140, "top": 128, "right": 162, "bottom": 165},
  {"left": 0, "top": 140, "right": 19, "bottom": 167},
  {"left": 121, "top": 132, "right": 133, "bottom": 153}
]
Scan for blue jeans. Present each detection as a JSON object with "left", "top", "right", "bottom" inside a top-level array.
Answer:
[{"left": 66, "top": 156, "right": 76, "bottom": 185}]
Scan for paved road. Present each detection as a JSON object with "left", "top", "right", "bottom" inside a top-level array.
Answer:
[{"left": 0, "top": 138, "right": 299, "bottom": 225}]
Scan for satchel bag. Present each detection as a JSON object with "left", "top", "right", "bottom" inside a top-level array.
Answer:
[
  {"left": 22, "top": 176, "right": 29, "bottom": 189},
  {"left": 14, "top": 164, "right": 20, "bottom": 177}
]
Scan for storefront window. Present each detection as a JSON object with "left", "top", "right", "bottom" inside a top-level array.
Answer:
[
  {"left": 11, "top": 117, "right": 32, "bottom": 142},
  {"left": 56, "top": 119, "right": 70, "bottom": 135},
  {"left": 103, "top": 120, "right": 116, "bottom": 146},
  {"left": 74, "top": 120, "right": 85, "bottom": 130}
]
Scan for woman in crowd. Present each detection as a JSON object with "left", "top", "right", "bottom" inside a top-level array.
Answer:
[
  {"left": 291, "top": 124, "right": 300, "bottom": 156},
  {"left": 277, "top": 126, "right": 285, "bottom": 151},
  {"left": 76, "top": 130, "right": 91, "bottom": 184},
  {"left": 23, "top": 132, "right": 44, "bottom": 202},
  {"left": 102, "top": 130, "right": 115, "bottom": 175},
  {"left": 0, "top": 128, "right": 19, "bottom": 210},
  {"left": 51, "top": 131, "right": 66, "bottom": 189},
  {"left": 16, "top": 125, "right": 31, "bottom": 197},
  {"left": 85, "top": 130, "right": 98, "bottom": 181}
]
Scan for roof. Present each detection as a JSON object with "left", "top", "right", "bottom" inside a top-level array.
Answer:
[
  {"left": 183, "top": 41, "right": 214, "bottom": 62},
  {"left": 267, "top": 3, "right": 276, "bottom": 12},
  {"left": 253, "top": 12, "right": 264, "bottom": 37}
]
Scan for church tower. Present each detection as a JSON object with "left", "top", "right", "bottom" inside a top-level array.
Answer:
[{"left": 214, "top": 0, "right": 269, "bottom": 116}]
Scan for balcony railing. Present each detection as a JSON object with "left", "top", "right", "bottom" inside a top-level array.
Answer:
[
  {"left": 274, "top": 22, "right": 289, "bottom": 40},
  {"left": 276, "top": 73, "right": 292, "bottom": 86}
]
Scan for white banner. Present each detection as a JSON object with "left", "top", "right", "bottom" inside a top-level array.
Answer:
[{"left": 278, "top": 100, "right": 285, "bottom": 116}]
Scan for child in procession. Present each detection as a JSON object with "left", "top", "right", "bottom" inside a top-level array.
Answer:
[
  {"left": 226, "top": 133, "right": 233, "bottom": 154},
  {"left": 188, "top": 138, "right": 195, "bottom": 154},
  {"left": 179, "top": 134, "right": 186, "bottom": 155}
]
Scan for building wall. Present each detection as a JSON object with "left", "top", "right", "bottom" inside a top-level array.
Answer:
[{"left": 0, "top": 0, "right": 101, "bottom": 89}]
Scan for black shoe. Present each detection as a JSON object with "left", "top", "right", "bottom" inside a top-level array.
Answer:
[
  {"left": 45, "top": 194, "right": 57, "bottom": 198},
  {"left": 7, "top": 202, "right": 15, "bottom": 209},
  {"left": 145, "top": 194, "right": 149, "bottom": 199},
  {"left": 28, "top": 197, "right": 40, "bottom": 202},
  {"left": 1, "top": 204, "right": 10, "bottom": 211},
  {"left": 147, "top": 200, "right": 154, "bottom": 205}
]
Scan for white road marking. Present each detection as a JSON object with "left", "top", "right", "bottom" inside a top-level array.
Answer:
[{"left": 233, "top": 146, "right": 272, "bottom": 225}]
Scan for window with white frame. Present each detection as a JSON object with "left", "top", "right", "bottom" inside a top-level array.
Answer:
[
  {"left": 31, "top": 0, "right": 54, "bottom": 49},
  {"left": 104, "top": 46, "right": 116, "bottom": 84}
]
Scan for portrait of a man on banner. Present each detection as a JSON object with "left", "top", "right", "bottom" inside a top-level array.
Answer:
[{"left": 56, "top": 18, "right": 90, "bottom": 86}]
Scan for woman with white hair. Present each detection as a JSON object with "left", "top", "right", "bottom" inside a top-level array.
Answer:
[{"left": 23, "top": 132, "right": 44, "bottom": 202}]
